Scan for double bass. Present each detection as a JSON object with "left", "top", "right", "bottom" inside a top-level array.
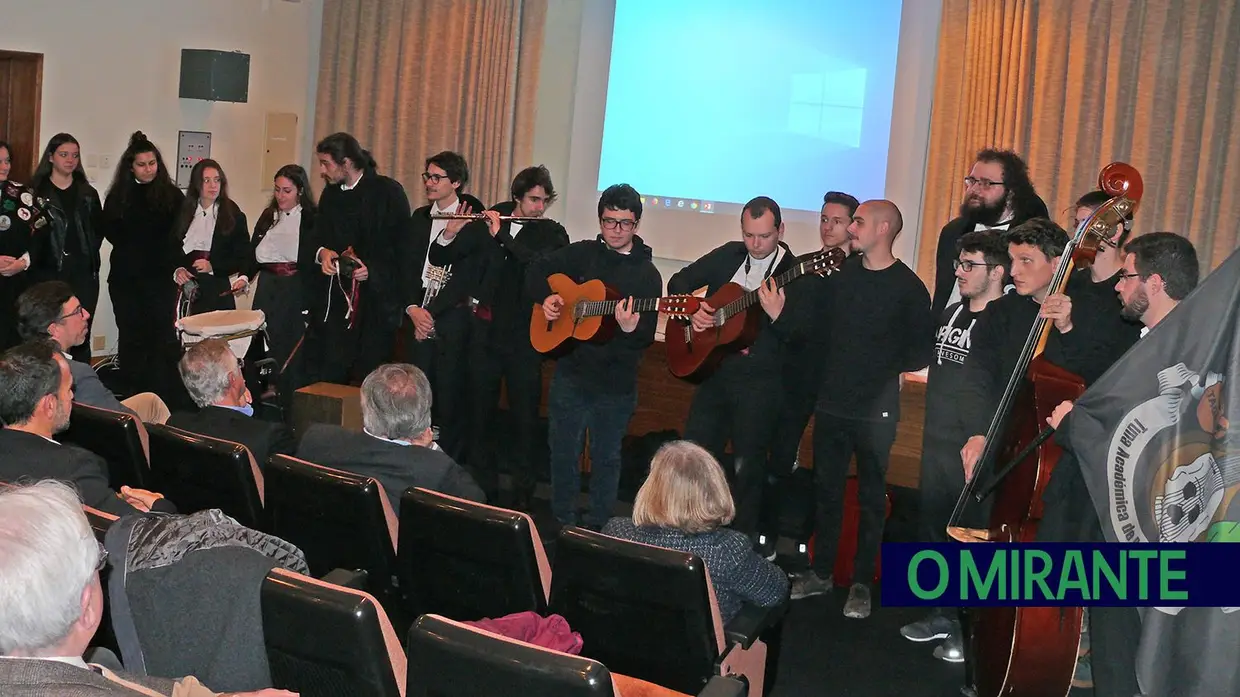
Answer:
[{"left": 946, "top": 163, "right": 1144, "bottom": 697}]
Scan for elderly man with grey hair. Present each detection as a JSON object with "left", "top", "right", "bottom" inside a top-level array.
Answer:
[
  {"left": 0, "top": 480, "right": 296, "bottom": 697},
  {"left": 296, "top": 363, "right": 484, "bottom": 510},
  {"left": 168, "top": 339, "right": 295, "bottom": 471}
]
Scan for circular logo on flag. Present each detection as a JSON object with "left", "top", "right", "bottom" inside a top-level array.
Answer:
[
  {"left": 17, "top": 207, "right": 31, "bottom": 221},
  {"left": 0, "top": 215, "right": 10, "bottom": 231}
]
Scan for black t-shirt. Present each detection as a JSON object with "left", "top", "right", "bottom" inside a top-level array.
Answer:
[{"left": 926, "top": 300, "right": 986, "bottom": 428}]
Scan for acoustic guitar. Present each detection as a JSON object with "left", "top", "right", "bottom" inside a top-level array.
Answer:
[
  {"left": 664, "top": 247, "right": 847, "bottom": 381},
  {"left": 530, "top": 273, "right": 696, "bottom": 354}
]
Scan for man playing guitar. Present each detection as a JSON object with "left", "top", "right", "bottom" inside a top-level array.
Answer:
[
  {"left": 525, "top": 184, "right": 661, "bottom": 529},
  {"left": 666, "top": 196, "right": 808, "bottom": 543}
]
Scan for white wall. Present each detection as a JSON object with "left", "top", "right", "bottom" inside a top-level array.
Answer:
[
  {"left": 2, "top": 0, "right": 324, "bottom": 356},
  {"left": 531, "top": 0, "right": 942, "bottom": 284}
]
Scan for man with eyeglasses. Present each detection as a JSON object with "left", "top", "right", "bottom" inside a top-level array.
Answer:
[
  {"left": 0, "top": 340, "right": 172, "bottom": 516},
  {"left": 466, "top": 165, "right": 569, "bottom": 508},
  {"left": 930, "top": 149, "right": 1049, "bottom": 319},
  {"left": 15, "top": 280, "right": 170, "bottom": 424},
  {"left": 526, "top": 184, "right": 661, "bottom": 530},
  {"left": 1039, "top": 231, "right": 1199, "bottom": 696},
  {"left": 899, "top": 230, "right": 1008, "bottom": 661},
  {"left": 305, "top": 132, "right": 413, "bottom": 385},
  {"left": 667, "top": 196, "right": 810, "bottom": 549},
  {"left": 405, "top": 150, "right": 487, "bottom": 461}
]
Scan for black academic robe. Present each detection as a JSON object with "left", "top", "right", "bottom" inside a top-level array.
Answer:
[{"left": 170, "top": 200, "right": 251, "bottom": 315}]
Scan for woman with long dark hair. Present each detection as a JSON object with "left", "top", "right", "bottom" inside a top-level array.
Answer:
[
  {"left": 170, "top": 158, "right": 251, "bottom": 315},
  {"left": 29, "top": 133, "right": 104, "bottom": 363},
  {"left": 247, "top": 164, "right": 317, "bottom": 387},
  {"left": 0, "top": 140, "right": 52, "bottom": 350},
  {"left": 103, "top": 131, "right": 185, "bottom": 391}
]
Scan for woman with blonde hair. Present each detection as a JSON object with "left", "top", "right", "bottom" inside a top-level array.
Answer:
[{"left": 603, "top": 440, "right": 789, "bottom": 621}]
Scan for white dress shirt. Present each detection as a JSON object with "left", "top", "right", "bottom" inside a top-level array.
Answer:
[
  {"left": 421, "top": 196, "right": 460, "bottom": 289},
  {"left": 255, "top": 206, "right": 301, "bottom": 264},
  {"left": 182, "top": 202, "right": 217, "bottom": 256},
  {"left": 728, "top": 246, "right": 784, "bottom": 291}
]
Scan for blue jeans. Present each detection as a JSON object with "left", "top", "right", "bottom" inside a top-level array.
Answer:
[{"left": 547, "top": 371, "right": 637, "bottom": 527}]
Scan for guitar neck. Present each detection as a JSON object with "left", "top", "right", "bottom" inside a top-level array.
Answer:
[
  {"left": 575, "top": 297, "right": 661, "bottom": 318},
  {"left": 719, "top": 264, "right": 807, "bottom": 317}
]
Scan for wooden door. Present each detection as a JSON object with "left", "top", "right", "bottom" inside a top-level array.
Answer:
[{"left": 0, "top": 50, "right": 44, "bottom": 184}]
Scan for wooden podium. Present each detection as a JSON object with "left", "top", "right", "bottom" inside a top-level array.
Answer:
[{"left": 292, "top": 382, "right": 363, "bottom": 436}]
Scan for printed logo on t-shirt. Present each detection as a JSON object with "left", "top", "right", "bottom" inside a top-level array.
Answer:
[{"left": 935, "top": 308, "right": 976, "bottom": 366}]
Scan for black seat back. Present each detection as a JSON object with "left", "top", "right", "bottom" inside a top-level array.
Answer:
[
  {"left": 397, "top": 488, "right": 548, "bottom": 622},
  {"left": 84, "top": 505, "right": 121, "bottom": 660},
  {"left": 63, "top": 403, "right": 148, "bottom": 489},
  {"left": 407, "top": 614, "right": 613, "bottom": 697},
  {"left": 548, "top": 527, "right": 720, "bottom": 695},
  {"left": 261, "top": 568, "right": 405, "bottom": 697},
  {"left": 264, "top": 455, "right": 398, "bottom": 603},
  {"left": 146, "top": 423, "right": 264, "bottom": 528}
]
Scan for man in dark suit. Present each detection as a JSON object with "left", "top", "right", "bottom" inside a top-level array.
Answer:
[
  {"left": 0, "top": 480, "right": 294, "bottom": 697},
  {"left": 0, "top": 340, "right": 171, "bottom": 517},
  {"left": 16, "top": 280, "right": 170, "bottom": 423},
  {"left": 167, "top": 338, "right": 295, "bottom": 470},
  {"left": 296, "top": 363, "right": 484, "bottom": 510}
]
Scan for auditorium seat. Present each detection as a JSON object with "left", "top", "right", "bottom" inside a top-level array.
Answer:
[
  {"left": 261, "top": 567, "right": 406, "bottom": 697},
  {"left": 548, "top": 527, "right": 782, "bottom": 697},
  {"left": 407, "top": 614, "right": 748, "bottom": 697},
  {"left": 396, "top": 488, "right": 550, "bottom": 622},
  {"left": 146, "top": 423, "right": 264, "bottom": 529},
  {"left": 264, "top": 455, "right": 400, "bottom": 611},
  {"left": 83, "top": 504, "right": 121, "bottom": 663},
  {"left": 62, "top": 402, "right": 151, "bottom": 489}
]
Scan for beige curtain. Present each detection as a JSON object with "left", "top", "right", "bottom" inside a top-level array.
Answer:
[
  {"left": 315, "top": 0, "right": 547, "bottom": 207},
  {"left": 917, "top": 0, "right": 1240, "bottom": 287}
]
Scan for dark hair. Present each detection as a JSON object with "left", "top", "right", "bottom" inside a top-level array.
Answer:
[
  {"left": 174, "top": 159, "right": 237, "bottom": 239},
  {"left": 1124, "top": 232, "right": 1199, "bottom": 301},
  {"left": 1006, "top": 217, "right": 1069, "bottom": 261},
  {"left": 254, "top": 164, "right": 317, "bottom": 239},
  {"left": 105, "top": 131, "right": 181, "bottom": 217},
  {"left": 0, "top": 339, "right": 62, "bottom": 426},
  {"left": 976, "top": 148, "right": 1042, "bottom": 220},
  {"left": 742, "top": 196, "right": 782, "bottom": 228},
  {"left": 1074, "top": 189, "right": 1134, "bottom": 247},
  {"left": 425, "top": 151, "right": 469, "bottom": 189},
  {"left": 597, "top": 183, "right": 643, "bottom": 221},
  {"left": 957, "top": 229, "right": 1011, "bottom": 271},
  {"left": 31, "top": 133, "right": 87, "bottom": 190},
  {"left": 15, "top": 281, "right": 75, "bottom": 342},
  {"left": 316, "top": 132, "right": 378, "bottom": 171},
  {"left": 823, "top": 191, "right": 860, "bottom": 218},
  {"left": 511, "top": 165, "right": 557, "bottom": 203}
]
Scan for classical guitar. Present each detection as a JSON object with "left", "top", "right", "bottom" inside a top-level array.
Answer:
[
  {"left": 664, "top": 247, "right": 847, "bottom": 381},
  {"left": 530, "top": 273, "right": 696, "bottom": 354}
]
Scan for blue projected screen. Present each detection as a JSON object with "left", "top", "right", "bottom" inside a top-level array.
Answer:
[{"left": 597, "top": 0, "right": 904, "bottom": 214}]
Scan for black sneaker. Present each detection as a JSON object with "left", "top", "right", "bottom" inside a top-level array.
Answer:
[
  {"left": 900, "top": 611, "right": 956, "bottom": 642},
  {"left": 933, "top": 628, "right": 965, "bottom": 663},
  {"left": 790, "top": 571, "right": 833, "bottom": 600}
]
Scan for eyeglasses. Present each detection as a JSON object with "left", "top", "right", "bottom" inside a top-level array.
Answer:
[
  {"left": 600, "top": 217, "right": 637, "bottom": 232},
  {"left": 96, "top": 543, "right": 109, "bottom": 572},
  {"left": 57, "top": 305, "right": 87, "bottom": 321},
  {"left": 421, "top": 172, "right": 448, "bottom": 184},
  {"left": 953, "top": 259, "right": 998, "bottom": 272},
  {"left": 963, "top": 177, "right": 1005, "bottom": 190}
]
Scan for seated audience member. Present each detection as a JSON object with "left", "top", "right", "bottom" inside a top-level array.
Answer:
[
  {"left": 168, "top": 338, "right": 295, "bottom": 470},
  {"left": 0, "top": 340, "right": 170, "bottom": 516},
  {"left": 602, "top": 440, "right": 790, "bottom": 622},
  {"left": 0, "top": 480, "right": 294, "bottom": 697},
  {"left": 296, "top": 363, "right": 485, "bottom": 509},
  {"left": 16, "top": 281, "right": 170, "bottom": 424}
]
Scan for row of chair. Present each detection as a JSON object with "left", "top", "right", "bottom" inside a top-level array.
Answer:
[{"left": 83, "top": 504, "right": 748, "bottom": 697}]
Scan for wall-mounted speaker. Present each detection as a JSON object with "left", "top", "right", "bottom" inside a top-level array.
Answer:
[{"left": 179, "top": 49, "right": 250, "bottom": 103}]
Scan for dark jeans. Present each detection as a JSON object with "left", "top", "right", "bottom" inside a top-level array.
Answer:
[
  {"left": 469, "top": 328, "right": 544, "bottom": 498},
  {"left": 810, "top": 411, "right": 897, "bottom": 584},
  {"left": 547, "top": 370, "right": 636, "bottom": 527},
  {"left": 683, "top": 363, "right": 783, "bottom": 535},
  {"left": 918, "top": 425, "right": 971, "bottom": 546},
  {"left": 764, "top": 379, "right": 818, "bottom": 535}
]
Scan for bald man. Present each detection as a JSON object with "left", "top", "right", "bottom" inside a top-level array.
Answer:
[{"left": 790, "top": 199, "right": 935, "bottom": 619}]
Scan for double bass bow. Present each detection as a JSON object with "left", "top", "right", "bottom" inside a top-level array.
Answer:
[{"left": 946, "top": 162, "right": 1144, "bottom": 697}]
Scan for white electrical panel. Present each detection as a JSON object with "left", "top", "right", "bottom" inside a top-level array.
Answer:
[{"left": 177, "top": 131, "right": 212, "bottom": 188}]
